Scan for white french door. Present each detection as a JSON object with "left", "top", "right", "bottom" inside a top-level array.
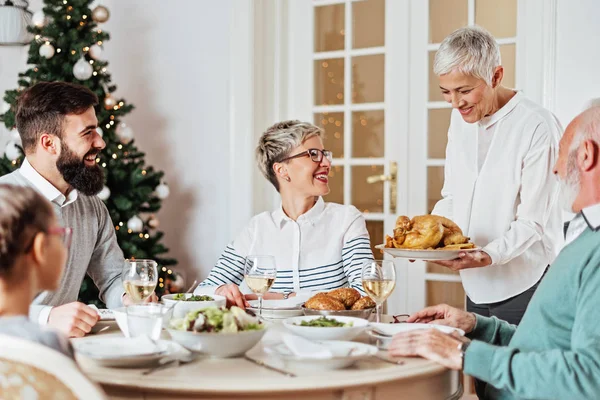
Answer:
[{"left": 267, "top": 0, "right": 555, "bottom": 314}]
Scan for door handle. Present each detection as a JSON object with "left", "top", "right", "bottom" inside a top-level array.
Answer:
[{"left": 366, "top": 162, "right": 397, "bottom": 214}]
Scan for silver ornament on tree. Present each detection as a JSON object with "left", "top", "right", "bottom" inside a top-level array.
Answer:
[
  {"left": 97, "top": 185, "right": 111, "bottom": 201},
  {"left": 116, "top": 122, "right": 134, "bottom": 144},
  {"left": 155, "top": 183, "right": 170, "bottom": 200},
  {"left": 127, "top": 215, "right": 143, "bottom": 232},
  {"left": 10, "top": 129, "right": 21, "bottom": 145},
  {"left": 73, "top": 57, "right": 93, "bottom": 80},
  {"left": 32, "top": 11, "right": 47, "bottom": 27},
  {"left": 0, "top": 100, "right": 10, "bottom": 114},
  {"left": 39, "top": 43, "right": 55, "bottom": 59},
  {"left": 104, "top": 95, "right": 116, "bottom": 110},
  {"left": 91, "top": 5, "right": 110, "bottom": 23},
  {"left": 4, "top": 141, "right": 21, "bottom": 160},
  {"left": 88, "top": 44, "right": 103, "bottom": 60}
]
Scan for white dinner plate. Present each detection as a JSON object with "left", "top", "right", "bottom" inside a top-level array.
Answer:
[
  {"left": 367, "top": 322, "right": 465, "bottom": 350},
  {"left": 375, "top": 244, "right": 481, "bottom": 260},
  {"left": 265, "top": 340, "right": 378, "bottom": 371},
  {"left": 74, "top": 337, "right": 178, "bottom": 368}
]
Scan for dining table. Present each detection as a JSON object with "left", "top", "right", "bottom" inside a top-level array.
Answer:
[{"left": 73, "top": 316, "right": 463, "bottom": 400}]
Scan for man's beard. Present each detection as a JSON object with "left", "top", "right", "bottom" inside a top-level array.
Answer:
[
  {"left": 557, "top": 153, "right": 580, "bottom": 213},
  {"left": 56, "top": 142, "right": 104, "bottom": 196}
]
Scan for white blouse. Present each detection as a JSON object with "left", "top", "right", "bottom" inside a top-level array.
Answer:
[
  {"left": 195, "top": 197, "right": 374, "bottom": 296},
  {"left": 432, "top": 92, "right": 564, "bottom": 304}
]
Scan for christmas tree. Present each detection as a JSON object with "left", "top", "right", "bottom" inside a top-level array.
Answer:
[{"left": 0, "top": 0, "right": 178, "bottom": 305}]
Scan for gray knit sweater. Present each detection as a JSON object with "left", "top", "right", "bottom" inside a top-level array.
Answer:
[{"left": 0, "top": 170, "right": 125, "bottom": 321}]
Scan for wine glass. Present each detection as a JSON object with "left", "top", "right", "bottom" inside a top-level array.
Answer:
[
  {"left": 122, "top": 259, "right": 158, "bottom": 304},
  {"left": 361, "top": 260, "right": 396, "bottom": 323},
  {"left": 244, "top": 255, "right": 277, "bottom": 318}
]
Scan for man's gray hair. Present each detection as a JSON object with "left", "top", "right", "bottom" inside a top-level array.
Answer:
[
  {"left": 256, "top": 120, "right": 324, "bottom": 191},
  {"left": 569, "top": 106, "right": 600, "bottom": 153},
  {"left": 433, "top": 25, "right": 501, "bottom": 86}
]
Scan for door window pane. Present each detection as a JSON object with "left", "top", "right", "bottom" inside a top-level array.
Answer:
[
  {"left": 428, "top": 51, "right": 444, "bottom": 102},
  {"left": 366, "top": 220, "right": 384, "bottom": 260},
  {"left": 314, "top": 4, "right": 345, "bottom": 52},
  {"left": 326, "top": 165, "right": 344, "bottom": 205},
  {"left": 352, "top": 110, "right": 385, "bottom": 158},
  {"left": 428, "top": 108, "right": 452, "bottom": 159},
  {"left": 352, "top": 0, "right": 385, "bottom": 49},
  {"left": 429, "top": 0, "right": 468, "bottom": 44},
  {"left": 426, "top": 281, "right": 465, "bottom": 309},
  {"left": 315, "top": 58, "right": 345, "bottom": 105},
  {"left": 352, "top": 54, "right": 385, "bottom": 103},
  {"left": 500, "top": 44, "right": 516, "bottom": 89},
  {"left": 475, "top": 0, "right": 517, "bottom": 39},
  {"left": 427, "top": 166, "right": 444, "bottom": 214},
  {"left": 352, "top": 165, "right": 384, "bottom": 213}
]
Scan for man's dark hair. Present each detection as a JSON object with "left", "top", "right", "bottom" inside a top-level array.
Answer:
[{"left": 15, "top": 82, "right": 99, "bottom": 153}]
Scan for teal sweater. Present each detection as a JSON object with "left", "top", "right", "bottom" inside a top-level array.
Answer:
[{"left": 463, "top": 227, "right": 600, "bottom": 399}]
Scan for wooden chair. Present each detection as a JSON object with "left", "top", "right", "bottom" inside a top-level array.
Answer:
[{"left": 0, "top": 335, "right": 105, "bottom": 400}]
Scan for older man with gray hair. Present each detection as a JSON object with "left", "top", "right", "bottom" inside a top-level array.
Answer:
[
  {"left": 429, "top": 25, "right": 564, "bottom": 327},
  {"left": 390, "top": 107, "right": 600, "bottom": 400}
]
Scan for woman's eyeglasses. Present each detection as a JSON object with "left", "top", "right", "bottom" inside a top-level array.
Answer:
[{"left": 279, "top": 148, "right": 333, "bottom": 163}]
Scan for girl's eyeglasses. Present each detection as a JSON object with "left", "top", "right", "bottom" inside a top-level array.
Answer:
[{"left": 279, "top": 148, "right": 333, "bottom": 163}]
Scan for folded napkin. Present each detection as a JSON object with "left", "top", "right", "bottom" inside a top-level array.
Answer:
[{"left": 282, "top": 334, "right": 334, "bottom": 360}]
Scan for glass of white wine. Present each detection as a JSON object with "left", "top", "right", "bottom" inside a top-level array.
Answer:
[
  {"left": 122, "top": 259, "right": 158, "bottom": 304},
  {"left": 244, "top": 255, "right": 277, "bottom": 318},
  {"left": 361, "top": 260, "right": 396, "bottom": 323}
]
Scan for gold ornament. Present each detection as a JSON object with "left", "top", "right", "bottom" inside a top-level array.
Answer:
[
  {"left": 104, "top": 95, "right": 116, "bottom": 110},
  {"left": 92, "top": 5, "right": 110, "bottom": 23},
  {"left": 148, "top": 216, "right": 160, "bottom": 229}
]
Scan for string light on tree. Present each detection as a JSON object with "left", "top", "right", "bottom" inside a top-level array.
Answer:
[
  {"left": 97, "top": 185, "right": 111, "bottom": 201},
  {"left": 127, "top": 215, "right": 143, "bottom": 232},
  {"left": 39, "top": 43, "right": 55, "bottom": 59},
  {"left": 73, "top": 57, "right": 93, "bottom": 80},
  {"left": 155, "top": 183, "right": 170, "bottom": 200},
  {"left": 91, "top": 5, "right": 110, "bottom": 23}
]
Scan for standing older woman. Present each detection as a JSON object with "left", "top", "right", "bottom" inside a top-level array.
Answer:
[
  {"left": 429, "top": 26, "right": 563, "bottom": 326},
  {"left": 195, "top": 120, "right": 374, "bottom": 307}
]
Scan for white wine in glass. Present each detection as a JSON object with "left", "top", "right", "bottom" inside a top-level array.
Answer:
[
  {"left": 122, "top": 259, "right": 158, "bottom": 304},
  {"left": 361, "top": 260, "right": 396, "bottom": 323},
  {"left": 244, "top": 255, "right": 277, "bottom": 317}
]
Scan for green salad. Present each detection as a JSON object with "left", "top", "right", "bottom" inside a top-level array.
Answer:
[
  {"left": 172, "top": 293, "right": 214, "bottom": 302},
  {"left": 169, "top": 306, "right": 264, "bottom": 333},
  {"left": 296, "top": 316, "right": 352, "bottom": 328}
]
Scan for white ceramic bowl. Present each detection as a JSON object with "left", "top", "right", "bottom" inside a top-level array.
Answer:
[
  {"left": 368, "top": 322, "right": 465, "bottom": 350},
  {"left": 283, "top": 315, "right": 369, "bottom": 341},
  {"left": 167, "top": 328, "right": 266, "bottom": 358},
  {"left": 161, "top": 294, "right": 227, "bottom": 319}
]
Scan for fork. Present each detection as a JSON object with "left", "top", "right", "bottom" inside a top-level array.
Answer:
[{"left": 142, "top": 353, "right": 196, "bottom": 375}]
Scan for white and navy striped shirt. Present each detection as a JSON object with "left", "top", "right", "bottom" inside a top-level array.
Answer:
[{"left": 195, "top": 197, "right": 374, "bottom": 296}]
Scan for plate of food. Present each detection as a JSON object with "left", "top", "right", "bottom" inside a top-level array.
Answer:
[
  {"left": 162, "top": 293, "right": 226, "bottom": 319},
  {"left": 283, "top": 315, "right": 368, "bottom": 341},
  {"left": 302, "top": 288, "right": 375, "bottom": 319},
  {"left": 378, "top": 215, "right": 480, "bottom": 260},
  {"left": 247, "top": 298, "right": 305, "bottom": 320}
]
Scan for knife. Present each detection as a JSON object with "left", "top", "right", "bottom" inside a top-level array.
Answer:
[{"left": 244, "top": 355, "right": 296, "bottom": 377}]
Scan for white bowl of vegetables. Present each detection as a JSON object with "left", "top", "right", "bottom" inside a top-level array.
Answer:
[
  {"left": 162, "top": 293, "right": 227, "bottom": 319},
  {"left": 167, "top": 306, "right": 266, "bottom": 358},
  {"left": 283, "top": 315, "right": 369, "bottom": 341}
]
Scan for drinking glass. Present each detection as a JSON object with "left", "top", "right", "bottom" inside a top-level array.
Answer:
[
  {"left": 122, "top": 259, "right": 158, "bottom": 304},
  {"left": 244, "top": 255, "right": 277, "bottom": 318},
  {"left": 126, "top": 303, "right": 172, "bottom": 340},
  {"left": 361, "top": 260, "right": 397, "bottom": 323}
]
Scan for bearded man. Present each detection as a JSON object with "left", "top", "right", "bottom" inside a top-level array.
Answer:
[{"left": 0, "top": 82, "right": 144, "bottom": 337}]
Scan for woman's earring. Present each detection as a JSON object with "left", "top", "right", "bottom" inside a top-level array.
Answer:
[{"left": 284, "top": 176, "right": 291, "bottom": 182}]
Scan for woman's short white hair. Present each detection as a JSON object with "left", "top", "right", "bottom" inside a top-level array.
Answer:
[
  {"left": 256, "top": 120, "right": 323, "bottom": 191},
  {"left": 434, "top": 25, "right": 501, "bottom": 86}
]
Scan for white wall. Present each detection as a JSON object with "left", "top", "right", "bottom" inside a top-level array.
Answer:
[
  {"left": 554, "top": 0, "right": 600, "bottom": 126},
  {"left": 0, "top": 0, "right": 236, "bottom": 284}
]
